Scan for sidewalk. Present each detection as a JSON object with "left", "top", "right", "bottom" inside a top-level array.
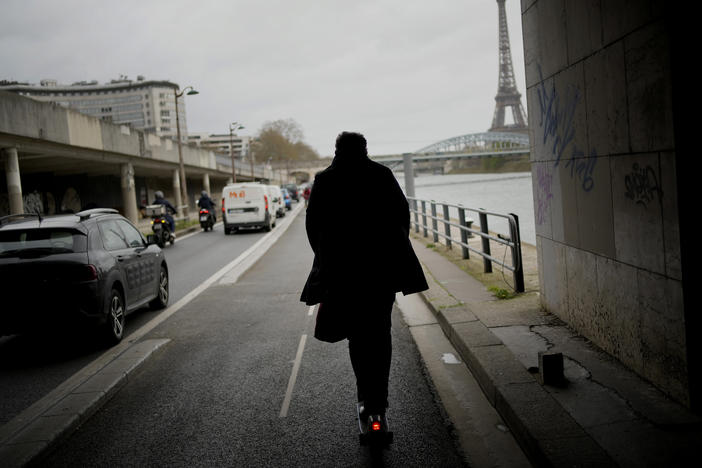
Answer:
[{"left": 410, "top": 232, "right": 700, "bottom": 467}]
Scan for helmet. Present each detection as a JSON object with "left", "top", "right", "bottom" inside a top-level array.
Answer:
[
  {"left": 201, "top": 190, "right": 208, "bottom": 197},
  {"left": 154, "top": 190, "right": 164, "bottom": 199}
]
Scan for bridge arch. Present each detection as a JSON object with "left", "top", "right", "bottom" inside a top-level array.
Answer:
[{"left": 415, "top": 131, "right": 529, "bottom": 154}]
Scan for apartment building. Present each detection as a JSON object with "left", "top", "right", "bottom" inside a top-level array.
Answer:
[
  {"left": 0, "top": 76, "right": 189, "bottom": 140},
  {"left": 187, "top": 132, "right": 250, "bottom": 158}
]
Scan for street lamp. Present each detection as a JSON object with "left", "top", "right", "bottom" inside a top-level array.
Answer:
[
  {"left": 174, "top": 85, "right": 199, "bottom": 218},
  {"left": 229, "top": 122, "right": 244, "bottom": 183},
  {"left": 266, "top": 157, "right": 273, "bottom": 182},
  {"left": 250, "top": 145, "right": 256, "bottom": 182}
]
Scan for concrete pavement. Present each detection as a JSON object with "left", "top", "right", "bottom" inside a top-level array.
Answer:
[
  {"left": 0, "top": 203, "right": 305, "bottom": 467},
  {"left": 3, "top": 198, "right": 699, "bottom": 466},
  {"left": 410, "top": 231, "right": 701, "bottom": 467}
]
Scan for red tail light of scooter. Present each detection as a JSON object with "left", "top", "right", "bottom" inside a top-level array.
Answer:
[
  {"left": 371, "top": 421, "right": 381, "bottom": 431},
  {"left": 200, "top": 209, "right": 209, "bottom": 214}
]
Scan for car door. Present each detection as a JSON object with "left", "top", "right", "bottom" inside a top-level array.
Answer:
[
  {"left": 98, "top": 219, "right": 141, "bottom": 306},
  {"left": 115, "top": 219, "right": 157, "bottom": 303}
]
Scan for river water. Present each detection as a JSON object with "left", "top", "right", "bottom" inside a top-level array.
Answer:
[{"left": 396, "top": 172, "right": 536, "bottom": 246}]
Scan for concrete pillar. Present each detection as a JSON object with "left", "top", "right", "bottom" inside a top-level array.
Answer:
[
  {"left": 202, "top": 173, "right": 211, "bottom": 195},
  {"left": 120, "top": 162, "right": 138, "bottom": 224},
  {"left": 173, "top": 169, "right": 183, "bottom": 217},
  {"left": 2, "top": 147, "right": 23, "bottom": 214},
  {"left": 402, "top": 153, "right": 415, "bottom": 198}
]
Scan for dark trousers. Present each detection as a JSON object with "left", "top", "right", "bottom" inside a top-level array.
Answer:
[
  {"left": 347, "top": 291, "right": 395, "bottom": 414},
  {"left": 165, "top": 214, "right": 175, "bottom": 233}
]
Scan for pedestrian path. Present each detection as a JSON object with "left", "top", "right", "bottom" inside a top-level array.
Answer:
[{"left": 410, "top": 233, "right": 701, "bottom": 467}]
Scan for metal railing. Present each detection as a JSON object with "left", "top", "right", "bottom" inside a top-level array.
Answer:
[{"left": 407, "top": 197, "right": 524, "bottom": 293}]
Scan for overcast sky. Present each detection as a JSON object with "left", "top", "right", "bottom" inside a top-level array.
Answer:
[{"left": 1, "top": 0, "right": 526, "bottom": 157}]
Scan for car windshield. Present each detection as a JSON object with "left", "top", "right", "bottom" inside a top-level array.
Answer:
[{"left": 0, "top": 228, "right": 87, "bottom": 257}]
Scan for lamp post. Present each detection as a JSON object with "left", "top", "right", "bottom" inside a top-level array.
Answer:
[
  {"left": 174, "top": 85, "right": 199, "bottom": 218},
  {"left": 249, "top": 147, "right": 255, "bottom": 182},
  {"left": 229, "top": 122, "right": 244, "bottom": 183}
]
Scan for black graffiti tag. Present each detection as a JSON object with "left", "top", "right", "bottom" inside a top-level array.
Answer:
[{"left": 624, "top": 163, "right": 663, "bottom": 208}]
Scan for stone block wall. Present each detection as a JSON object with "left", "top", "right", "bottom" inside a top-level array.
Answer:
[{"left": 522, "top": 0, "right": 688, "bottom": 405}]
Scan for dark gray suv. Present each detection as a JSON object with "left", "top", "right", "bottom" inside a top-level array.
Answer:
[{"left": 0, "top": 208, "right": 169, "bottom": 345}]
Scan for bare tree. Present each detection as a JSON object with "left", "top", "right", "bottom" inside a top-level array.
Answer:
[{"left": 253, "top": 119, "right": 319, "bottom": 162}]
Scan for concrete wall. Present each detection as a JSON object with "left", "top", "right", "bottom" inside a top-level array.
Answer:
[
  {"left": 523, "top": 1, "right": 689, "bottom": 405},
  {"left": 0, "top": 91, "right": 218, "bottom": 170}
]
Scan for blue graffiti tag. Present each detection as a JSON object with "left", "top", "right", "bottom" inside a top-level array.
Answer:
[
  {"left": 536, "top": 65, "right": 596, "bottom": 192},
  {"left": 565, "top": 147, "right": 597, "bottom": 192}
]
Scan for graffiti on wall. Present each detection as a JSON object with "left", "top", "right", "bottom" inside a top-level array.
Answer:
[
  {"left": 624, "top": 163, "right": 663, "bottom": 208},
  {"left": 565, "top": 148, "right": 597, "bottom": 193},
  {"left": 535, "top": 164, "right": 553, "bottom": 225},
  {"left": 536, "top": 65, "right": 597, "bottom": 194}
]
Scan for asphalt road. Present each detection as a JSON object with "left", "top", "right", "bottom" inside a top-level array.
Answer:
[
  {"left": 0, "top": 208, "right": 293, "bottom": 429},
  {"left": 40, "top": 209, "right": 467, "bottom": 466}
]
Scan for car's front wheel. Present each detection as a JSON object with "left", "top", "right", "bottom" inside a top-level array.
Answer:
[
  {"left": 103, "top": 288, "right": 125, "bottom": 345},
  {"left": 150, "top": 265, "right": 169, "bottom": 310}
]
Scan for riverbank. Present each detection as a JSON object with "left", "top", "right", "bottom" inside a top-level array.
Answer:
[{"left": 447, "top": 154, "right": 531, "bottom": 174}]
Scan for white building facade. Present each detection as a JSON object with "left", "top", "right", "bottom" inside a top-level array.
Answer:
[
  {"left": 187, "top": 133, "right": 251, "bottom": 158},
  {"left": 0, "top": 76, "right": 189, "bottom": 141}
]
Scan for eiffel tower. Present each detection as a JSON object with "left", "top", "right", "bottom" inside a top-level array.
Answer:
[{"left": 489, "top": 0, "right": 528, "bottom": 133}]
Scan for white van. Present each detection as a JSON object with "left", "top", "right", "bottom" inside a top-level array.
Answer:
[{"left": 221, "top": 183, "right": 276, "bottom": 234}]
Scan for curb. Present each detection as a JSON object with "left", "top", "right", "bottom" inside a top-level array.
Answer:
[
  {"left": 0, "top": 339, "right": 170, "bottom": 467},
  {"left": 418, "top": 269, "right": 616, "bottom": 467},
  {"left": 0, "top": 202, "right": 305, "bottom": 466}
]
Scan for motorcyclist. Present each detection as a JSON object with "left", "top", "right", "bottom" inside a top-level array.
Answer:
[
  {"left": 197, "top": 190, "right": 216, "bottom": 222},
  {"left": 152, "top": 190, "right": 177, "bottom": 236}
]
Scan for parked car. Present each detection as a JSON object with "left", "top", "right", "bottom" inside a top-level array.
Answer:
[
  {"left": 221, "top": 183, "right": 276, "bottom": 234},
  {"left": 280, "top": 188, "right": 292, "bottom": 210},
  {"left": 0, "top": 208, "right": 169, "bottom": 345}
]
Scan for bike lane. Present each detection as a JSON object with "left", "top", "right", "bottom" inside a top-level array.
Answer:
[{"left": 38, "top": 210, "right": 466, "bottom": 466}]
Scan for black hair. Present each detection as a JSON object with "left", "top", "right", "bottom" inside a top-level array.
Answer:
[{"left": 335, "top": 132, "right": 368, "bottom": 159}]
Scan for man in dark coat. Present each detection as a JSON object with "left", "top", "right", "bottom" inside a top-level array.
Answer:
[{"left": 301, "top": 131, "right": 428, "bottom": 418}]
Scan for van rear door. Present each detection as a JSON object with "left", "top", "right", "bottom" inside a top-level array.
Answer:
[{"left": 223, "top": 185, "right": 266, "bottom": 224}]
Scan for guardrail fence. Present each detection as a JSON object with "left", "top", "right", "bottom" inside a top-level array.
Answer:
[{"left": 407, "top": 196, "right": 525, "bottom": 293}]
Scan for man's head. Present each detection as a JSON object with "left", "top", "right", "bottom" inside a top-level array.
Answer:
[
  {"left": 154, "top": 190, "right": 164, "bottom": 199},
  {"left": 335, "top": 132, "right": 367, "bottom": 160},
  {"left": 201, "top": 190, "right": 208, "bottom": 197}
]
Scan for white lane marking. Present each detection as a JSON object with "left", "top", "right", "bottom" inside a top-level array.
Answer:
[
  {"left": 0, "top": 203, "right": 305, "bottom": 444},
  {"left": 131, "top": 202, "right": 304, "bottom": 341},
  {"left": 280, "top": 334, "right": 308, "bottom": 418},
  {"left": 441, "top": 353, "right": 462, "bottom": 364},
  {"left": 308, "top": 305, "right": 315, "bottom": 316},
  {"left": 218, "top": 203, "right": 305, "bottom": 285}
]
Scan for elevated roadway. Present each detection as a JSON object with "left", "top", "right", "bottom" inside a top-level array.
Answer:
[{"left": 0, "top": 91, "right": 275, "bottom": 222}]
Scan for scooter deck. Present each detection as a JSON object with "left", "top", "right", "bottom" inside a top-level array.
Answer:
[{"left": 356, "top": 402, "right": 393, "bottom": 447}]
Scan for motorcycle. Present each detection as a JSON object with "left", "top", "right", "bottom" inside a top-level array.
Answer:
[
  {"left": 199, "top": 209, "right": 215, "bottom": 231},
  {"left": 146, "top": 204, "right": 175, "bottom": 248},
  {"left": 151, "top": 215, "right": 175, "bottom": 247}
]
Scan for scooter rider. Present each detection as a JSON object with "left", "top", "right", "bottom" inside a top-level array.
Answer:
[
  {"left": 152, "top": 190, "right": 177, "bottom": 236},
  {"left": 197, "top": 190, "right": 216, "bottom": 222}
]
